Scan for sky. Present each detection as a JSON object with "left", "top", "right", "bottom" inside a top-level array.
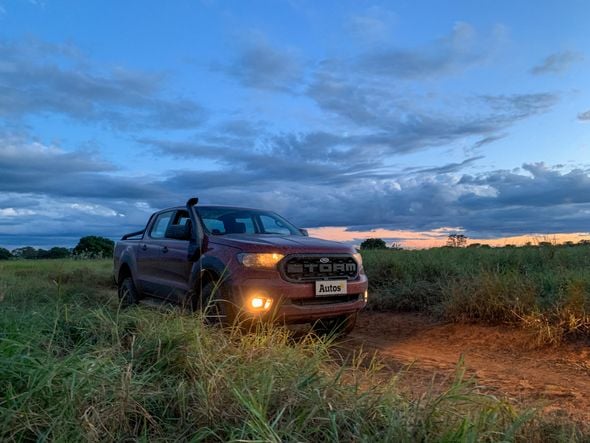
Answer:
[{"left": 0, "top": 0, "right": 589, "bottom": 249}]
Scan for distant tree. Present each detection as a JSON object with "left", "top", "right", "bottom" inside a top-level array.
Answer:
[
  {"left": 446, "top": 234, "right": 467, "bottom": 248},
  {"left": 538, "top": 241, "right": 553, "bottom": 248},
  {"left": 390, "top": 242, "right": 404, "bottom": 250},
  {"left": 360, "top": 238, "right": 388, "bottom": 250},
  {"left": 48, "top": 247, "right": 71, "bottom": 259},
  {"left": 578, "top": 239, "right": 590, "bottom": 246},
  {"left": 36, "top": 249, "right": 50, "bottom": 259},
  {"left": 73, "top": 236, "right": 115, "bottom": 258},
  {"left": 11, "top": 246, "right": 38, "bottom": 259},
  {"left": 37, "top": 247, "right": 71, "bottom": 259},
  {"left": 0, "top": 247, "right": 12, "bottom": 260},
  {"left": 479, "top": 244, "right": 492, "bottom": 249},
  {"left": 564, "top": 241, "right": 575, "bottom": 247},
  {"left": 467, "top": 243, "right": 481, "bottom": 248}
]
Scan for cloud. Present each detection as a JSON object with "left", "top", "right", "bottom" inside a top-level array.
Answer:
[
  {"left": 578, "top": 110, "right": 590, "bottom": 121},
  {"left": 358, "top": 22, "right": 501, "bottom": 79},
  {"left": 414, "top": 156, "right": 485, "bottom": 174},
  {"left": 0, "top": 37, "right": 205, "bottom": 130},
  {"left": 0, "top": 30, "right": 578, "bottom": 249},
  {"left": 346, "top": 6, "right": 396, "bottom": 43},
  {"left": 217, "top": 33, "right": 302, "bottom": 91},
  {"left": 0, "top": 134, "right": 169, "bottom": 200},
  {"left": 307, "top": 67, "right": 558, "bottom": 154},
  {"left": 530, "top": 50, "right": 584, "bottom": 75}
]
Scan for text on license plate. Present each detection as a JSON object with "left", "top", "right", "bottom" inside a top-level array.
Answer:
[{"left": 315, "top": 280, "right": 347, "bottom": 296}]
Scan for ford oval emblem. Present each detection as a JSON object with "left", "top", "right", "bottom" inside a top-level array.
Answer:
[{"left": 319, "top": 257, "right": 330, "bottom": 263}]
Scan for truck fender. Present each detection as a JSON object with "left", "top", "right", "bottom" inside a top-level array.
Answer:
[
  {"left": 188, "top": 255, "right": 232, "bottom": 296},
  {"left": 117, "top": 247, "right": 139, "bottom": 287}
]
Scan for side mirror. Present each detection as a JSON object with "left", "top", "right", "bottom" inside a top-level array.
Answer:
[
  {"left": 299, "top": 228, "right": 309, "bottom": 237},
  {"left": 166, "top": 223, "right": 191, "bottom": 241}
]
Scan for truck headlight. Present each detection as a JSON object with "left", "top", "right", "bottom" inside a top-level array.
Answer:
[
  {"left": 237, "top": 253, "right": 284, "bottom": 269},
  {"left": 353, "top": 252, "right": 364, "bottom": 274}
]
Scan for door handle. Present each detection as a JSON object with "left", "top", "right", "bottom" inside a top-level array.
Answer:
[
  {"left": 141, "top": 244, "right": 147, "bottom": 251},
  {"left": 161, "top": 246, "right": 169, "bottom": 253}
]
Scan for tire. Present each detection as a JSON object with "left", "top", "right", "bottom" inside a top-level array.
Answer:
[
  {"left": 118, "top": 277, "right": 139, "bottom": 307},
  {"left": 312, "top": 312, "right": 357, "bottom": 337},
  {"left": 198, "top": 279, "right": 234, "bottom": 326}
]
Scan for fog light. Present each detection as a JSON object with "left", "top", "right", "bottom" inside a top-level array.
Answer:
[
  {"left": 363, "top": 290, "right": 368, "bottom": 303},
  {"left": 249, "top": 295, "right": 273, "bottom": 312}
]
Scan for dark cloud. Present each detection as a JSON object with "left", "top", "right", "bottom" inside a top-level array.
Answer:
[
  {"left": 217, "top": 35, "right": 302, "bottom": 91},
  {"left": 471, "top": 133, "right": 507, "bottom": 150},
  {"left": 3, "top": 130, "right": 590, "bottom": 246},
  {"left": 0, "top": 37, "right": 205, "bottom": 130},
  {"left": 530, "top": 50, "right": 584, "bottom": 75},
  {"left": 414, "top": 156, "right": 485, "bottom": 174},
  {"left": 0, "top": 31, "right": 581, "bottom": 248},
  {"left": 358, "top": 22, "right": 499, "bottom": 79},
  {"left": 0, "top": 134, "right": 167, "bottom": 200},
  {"left": 307, "top": 68, "right": 558, "bottom": 155},
  {"left": 578, "top": 110, "right": 590, "bottom": 121}
]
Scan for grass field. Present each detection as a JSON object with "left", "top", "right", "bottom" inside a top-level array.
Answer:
[
  {"left": 364, "top": 245, "right": 590, "bottom": 345},
  {"left": 0, "top": 256, "right": 587, "bottom": 441}
]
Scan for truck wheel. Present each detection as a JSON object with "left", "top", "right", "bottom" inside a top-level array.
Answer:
[
  {"left": 312, "top": 313, "right": 357, "bottom": 337},
  {"left": 118, "top": 277, "right": 139, "bottom": 307},
  {"left": 199, "top": 280, "right": 234, "bottom": 326}
]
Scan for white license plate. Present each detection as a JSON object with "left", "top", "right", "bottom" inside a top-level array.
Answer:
[{"left": 315, "top": 280, "right": 347, "bottom": 296}]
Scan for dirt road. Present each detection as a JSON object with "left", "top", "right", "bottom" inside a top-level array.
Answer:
[{"left": 344, "top": 312, "right": 590, "bottom": 425}]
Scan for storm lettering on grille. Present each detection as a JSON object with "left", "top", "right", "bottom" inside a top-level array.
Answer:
[{"left": 286, "top": 260, "right": 357, "bottom": 276}]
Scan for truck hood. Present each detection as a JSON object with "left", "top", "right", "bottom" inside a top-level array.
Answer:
[{"left": 208, "top": 234, "right": 355, "bottom": 254}]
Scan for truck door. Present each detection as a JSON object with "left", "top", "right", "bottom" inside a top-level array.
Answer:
[
  {"left": 136, "top": 210, "right": 174, "bottom": 297},
  {"left": 156, "top": 210, "right": 192, "bottom": 302}
]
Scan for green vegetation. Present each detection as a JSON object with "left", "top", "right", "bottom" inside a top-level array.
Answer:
[
  {"left": 0, "top": 247, "right": 11, "bottom": 260},
  {"left": 359, "top": 237, "right": 388, "bottom": 250},
  {"left": 0, "top": 259, "right": 581, "bottom": 441},
  {"left": 73, "top": 235, "right": 115, "bottom": 258},
  {"left": 363, "top": 244, "right": 590, "bottom": 344}
]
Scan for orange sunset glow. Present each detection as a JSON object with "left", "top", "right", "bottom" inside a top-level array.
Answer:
[{"left": 308, "top": 227, "right": 590, "bottom": 249}]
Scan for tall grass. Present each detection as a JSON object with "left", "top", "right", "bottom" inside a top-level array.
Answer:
[
  {"left": 0, "top": 259, "right": 581, "bottom": 441},
  {"left": 363, "top": 245, "right": 590, "bottom": 343}
]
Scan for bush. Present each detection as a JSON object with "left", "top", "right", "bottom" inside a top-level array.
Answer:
[
  {"left": 0, "top": 247, "right": 12, "bottom": 260},
  {"left": 360, "top": 238, "right": 388, "bottom": 250},
  {"left": 73, "top": 236, "right": 115, "bottom": 258},
  {"left": 362, "top": 245, "right": 590, "bottom": 344}
]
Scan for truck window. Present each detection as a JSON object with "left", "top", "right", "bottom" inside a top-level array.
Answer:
[
  {"left": 259, "top": 214, "right": 291, "bottom": 235},
  {"left": 172, "top": 210, "right": 190, "bottom": 227},
  {"left": 234, "top": 217, "right": 256, "bottom": 234},
  {"left": 150, "top": 211, "right": 173, "bottom": 239}
]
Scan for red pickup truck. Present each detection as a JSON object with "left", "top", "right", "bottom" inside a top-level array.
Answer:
[{"left": 113, "top": 198, "right": 368, "bottom": 334}]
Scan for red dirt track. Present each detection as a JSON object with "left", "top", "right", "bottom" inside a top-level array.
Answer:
[{"left": 344, "top": 312, "right": 590, "bottom": 425}]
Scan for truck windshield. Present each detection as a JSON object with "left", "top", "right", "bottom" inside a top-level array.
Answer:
[{"left": 196, "top": 206, "right": 303, "bottom": 236}]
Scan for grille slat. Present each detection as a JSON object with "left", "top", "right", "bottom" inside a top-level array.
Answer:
[
  {"left": 281, "top": 254, "right": 358, "bottom": 282},
  {"left": 291, "top": 294, "right": 361, "bottom": 306}
]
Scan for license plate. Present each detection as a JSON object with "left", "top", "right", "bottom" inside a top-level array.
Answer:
[{"left": 315, "top": 280, "right": 347, "bottom": 296}]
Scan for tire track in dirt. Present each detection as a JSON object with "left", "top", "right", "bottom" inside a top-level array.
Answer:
[{"left": 342, "top": 312, "right": 590, "bottom": 425}]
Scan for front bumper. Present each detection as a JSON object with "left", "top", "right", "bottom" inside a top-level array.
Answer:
[{"left": 229, "top": 270, "right": 369, "bottom": 324}]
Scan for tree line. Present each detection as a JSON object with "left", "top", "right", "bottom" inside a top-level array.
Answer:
[
  {"left": 359, "top": 235, "right": 590, "bottom": 250},
  {"left": 0, "top": 236, "right": 115, "bottom": 260}
]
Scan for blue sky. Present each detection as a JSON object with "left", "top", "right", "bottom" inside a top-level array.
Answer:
[{"left": 0, "top": 0, "right": 589, "bottom": 249}]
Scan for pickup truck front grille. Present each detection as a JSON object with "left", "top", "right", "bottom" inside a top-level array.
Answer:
[
  {"left": 280, "top": 254, "right": 358, "bottom": 282},
  {"left": 290, "top": 294, "right": 361, "bottom": 306}
]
